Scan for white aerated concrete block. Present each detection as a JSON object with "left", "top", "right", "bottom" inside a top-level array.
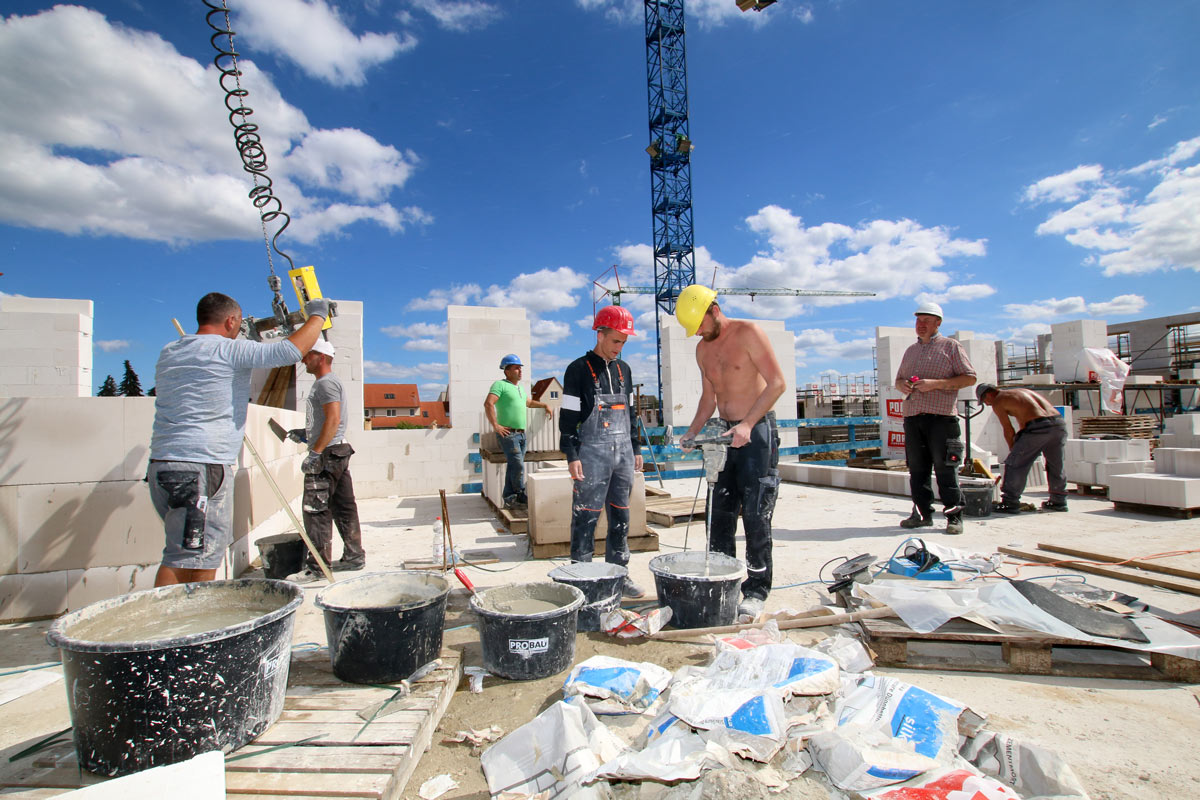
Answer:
[
  {"left": 1170, "top": 414, "right": 1200, "bottom": 437},
  {"left": 1107, "top": 474, "right": 1150, "bottom": 505},
  {"left": 1094, "top": 460, "right": 1154, "bottom": 485},
  {"left": 1067, "top": 461, "right": 1096, "bottom": 485},
  {"left": 1155, "top": 448, "right": 1179, "bottom": 474},
  {"left": 1143, "top": 476, "right": 1200, "bottom": 508},
  {"left": 1175, "top": 450, "right": 1200, "bottom": 478},
  {"left": 1066, "top": 439, "right": 1086, "bottom": 464}
]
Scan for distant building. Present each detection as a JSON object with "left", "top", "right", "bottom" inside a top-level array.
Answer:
[
  {"left": 363, "top": 383, "right": 420, "bottom": 427},
  {"left": 531, "top": 377, "right": 563, "bottom": 412}
]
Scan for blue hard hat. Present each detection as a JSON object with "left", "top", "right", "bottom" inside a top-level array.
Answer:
[{"left": 500, "top": 354, "right": 523, "bottom": 369}]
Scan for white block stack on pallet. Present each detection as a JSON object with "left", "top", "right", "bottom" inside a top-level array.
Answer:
[
  {"left": 1108, "top": 413, "right": 1200, "bottom": 509},
  {"left": 1064, "top": 438, "right": 1153, "bottom": 487}
]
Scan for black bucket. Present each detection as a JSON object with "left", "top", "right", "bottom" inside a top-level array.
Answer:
[
  {"left": 314, "top": 571, "right": 449, "bottom": 684},
  {"left": 960, "top": 479, "right": 994, "bottom": 517},
  {"left": 45, "top": 579, "right": 302, "bottom": 776},
  {"left": 649, "top": 551, "right": 745, "bottom": 629},
  {"left": 257, "top": 532, "right": 306, "bottom": 579},
  {"left": 470, "top": 582, "right": 584, "bottom": 680},
  {"left": 547, "top": 562, "right": 627, "bottom": 632}
]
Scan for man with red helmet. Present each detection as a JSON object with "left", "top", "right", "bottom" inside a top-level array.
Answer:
[{"left": 559, "top": 305, "right": 645, "bottom": 598}]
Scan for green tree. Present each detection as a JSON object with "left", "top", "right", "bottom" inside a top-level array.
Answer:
[
  {"left": 119, "top": 360, "right": 144, "bottom": 397},
  {"left": 97, "top": 375, "right": 119, "bottom": 397}
]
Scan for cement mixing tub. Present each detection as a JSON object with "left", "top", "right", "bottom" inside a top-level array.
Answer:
[
  {"left": 314, "top": 571, "right": 450, "bottom": 684},
  {"left": 649, "top": 551, "right": 745, "bottom": 629},
  {"left": 470, "top": 582, "right": 584, "bottom": 680},
  {"left": 46, "top": 579, "right": 302, "bottom": 776},
  {"left": 547, "top": 562, "right": 626, "bottom": 632}
]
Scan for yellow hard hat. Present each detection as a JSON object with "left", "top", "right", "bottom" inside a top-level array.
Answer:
[{"left": 675, "top": 284, "right": 718, "bottom": 337}]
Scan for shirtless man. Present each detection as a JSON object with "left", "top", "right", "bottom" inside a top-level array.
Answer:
[
  {"left": 675, "top": 285, "right": 786, "bottom": 621},
  {"left": 976, "top": 383, "right": 1068, "bottom": 513}
]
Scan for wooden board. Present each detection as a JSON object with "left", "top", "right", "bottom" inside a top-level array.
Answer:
[
  {"left": 1113, "top": 500, "right": 1197, "bottom": 520},
  {"left": 1070, "top": 482, "right": 1108, "bottom": 496},
  {"left": 863, "top": 618, "right": 1200, "bottom": 682},
  {"left": 645, "top": 495, "right": 705, "bottom": 527},
  {"left": 1034, "top": 543, "right": 1200, "bottom": 583},
  {"left": 1079, "top": 415, "right": 1157, "bottom": 439},
  {"left": 0, "top": 649, "right": 462, "bottom": 800},
  {"left": 531, "top": 531, "right": 659, "bottom": 560},
  {"left": 999, "top": 546, "right": 1200, "bottom": 596}
]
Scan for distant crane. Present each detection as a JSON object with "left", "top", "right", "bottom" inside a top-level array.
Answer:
[{"left": 594, "top": 272, "right": 876, "bottom": 308}]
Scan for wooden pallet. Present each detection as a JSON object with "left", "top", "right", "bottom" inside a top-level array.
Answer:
[
  {"left": 0, "top": 649, "right": 462, "bottom": 800},
  {"left": 1079, "top": 415, "right": 1158, "bottom": 439},
  {"left": 645, "top": 495, "right": 706, "bottom": 527},
  {"left": 1071, "top": 482, "right": 1109, "bottom": 496},
  {"left": 530, "top": 531, "right": 659, "bottom": 560},
  {"left": 863, "top": 618, "right": 1200, "bottom": 682},
  {"left": 1113, "top": 500, "right": 1198, "bottom": 520}
]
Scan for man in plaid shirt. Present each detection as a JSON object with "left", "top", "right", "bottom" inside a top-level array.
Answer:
[{"left": 894, "top": 302, "right": 977, "bottom": 534}]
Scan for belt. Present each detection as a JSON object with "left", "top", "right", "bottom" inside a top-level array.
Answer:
[{"left": 720, "top": 410, "right": 777, "bottom": 427}]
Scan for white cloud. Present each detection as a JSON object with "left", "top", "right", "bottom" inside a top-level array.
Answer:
[
  {"left": 234, "top": 0, "right": 415, "bottom": 87},
  {"left": 406, "top": 283, "right": 483, "bottom": 311},
  {"left": 0, "top": 6, "right": 426, "bottom": 246},
  {"left": 409, "top": 0, "right": 502, "bottom": 32},
  {"left": 1024, "top": 137, "right": 1200, "bottom": 276},
  {"left": 916, "top": 283, "right": 997, "bottom": 305},
  {"left": 481, "top": 267, "right": 589, "bottom": 314},
  {"left": 1002, "top": 294, "right": 1145, "bottom": 321},
  {"left": 574, "top": 0, "right": 800, "bottom": 28},
  {"left": 381, "top": 321, "right": 447, "bottom": 338},
  {"left": 998, "top": 322, "right": 1051, "bottom": 346},
  {"left": 532, "top": 319, "right": 572, "bottom": 344},
  {"left": 1023, "top": 164, "right": 1104, "bottom": 204},
  {"left": 95, "top": 339, "right": 130, "bottom": 352},
  {"left": 363, "top": 359, "right": 446, "bottom": 382},
  {"left": 792, "top": 329, "right": 874, "bottom": 361}
]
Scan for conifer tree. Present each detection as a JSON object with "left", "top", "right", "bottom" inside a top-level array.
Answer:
[
  {"left": 98, "top": 375, "right": 119, "bottom": 396},
  {"left": 119, "top": 360, "right": 144, "bottom": 397}
]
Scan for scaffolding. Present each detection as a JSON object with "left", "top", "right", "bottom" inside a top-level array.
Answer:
[
  {"left": 1169, "top": 323, "right": 1200, "bottom": 372},
  {"left": 1001, "top": 343, "right": 1046, "bottom": 382}
]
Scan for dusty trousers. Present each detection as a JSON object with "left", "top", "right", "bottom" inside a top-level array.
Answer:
[
  {"left": 1001, "top": 416, "right": 1068, "bottom": 503},
  {"left": 708, "top": 413, "right": 780, "bottom": 601},
  {"left": 302, "top": 443, "right": 364, "bottom": 569},
  {"left": 569, "top": 386, "right": 634, "bottom": 567},
  {"left": 903, "top": 413, "right": 964, "bottom": 516}
]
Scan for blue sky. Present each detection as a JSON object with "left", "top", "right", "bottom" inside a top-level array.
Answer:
[{"left": 2, "top": 0, "right": 1198, "bottom": 399}]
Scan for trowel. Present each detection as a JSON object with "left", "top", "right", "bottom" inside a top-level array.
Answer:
[
  {"left": 268, "top": 418, "right": 290, "bottom": 442},
  {"left": 1010, "top": 579, "right": 1149, "bottom": 642}
]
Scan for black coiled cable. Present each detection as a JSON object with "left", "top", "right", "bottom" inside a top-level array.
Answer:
[{"left": 202, "top": 0, "right": 294, "bottom": 274}]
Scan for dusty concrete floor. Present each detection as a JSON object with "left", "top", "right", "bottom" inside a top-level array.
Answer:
[{"left": 3, "top": 476, "right": 1199, "bottom": 799}]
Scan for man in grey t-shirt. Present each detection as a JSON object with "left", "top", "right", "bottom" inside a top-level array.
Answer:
[
  {"left": 149, "top": 291, "right": 330, "bottom": 587},
  {"left": 285, "top": 338, "right": 364, "bottom": 582}
]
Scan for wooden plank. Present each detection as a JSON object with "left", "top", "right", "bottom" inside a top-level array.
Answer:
[
  {"left": 645, "top": 496, "right": 705, "bottom": 527},
  {"left": 998, "top": 546, "right": 1200, "bottom": 596},
  {"left": 225, "top": 769, "right": 392, "bottom": 797},
  {"left": 226, "top": 745, "right": 410, "bottom": 773},
  {"left": 531, "top": 532, "right": 659, "bottom": 560},
  {"left": 1113, "top": 501, "right": 1197, "bottom": 520},
  {"left": 1035, "top": 543, "right": 1200, "bottom": 582}
]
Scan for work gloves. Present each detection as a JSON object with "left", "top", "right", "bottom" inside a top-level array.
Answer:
[
  {"left": 304, "top": 298, "right": 333, "bottom": 320},
  {"left": 301, "top": 451, "right": 324, "bottom": 474},
  {"left": 287, "top": 428, "right": 307, "bottom": 444}
]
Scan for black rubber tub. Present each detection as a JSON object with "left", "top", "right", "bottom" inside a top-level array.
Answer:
[
  {"left": 45, "top": 579, "right": 303, "bottom": 776},
  {"left": 649, "top": 551, "right": 745, "bottom": 629},
  {"left": 547, "top": 562, "right": 627, "bottom": 632},
  {"left": 470, "top": 582, "right": 584, "bottom": 680},
  {"left": 256, "top": 532, "right": 306, "bottom": 579},
  {"left": 314, "top": 571, "right": 449, "bottom": 684}
]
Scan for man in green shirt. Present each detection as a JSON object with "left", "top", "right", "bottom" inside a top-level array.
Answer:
[{"left": 485, "top": 354, "right": 553, "bottom": 509}]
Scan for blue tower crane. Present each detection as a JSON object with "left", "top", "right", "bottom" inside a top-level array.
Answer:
[{"left": 643, "top": 0, "right": 696, "bottom": 409}]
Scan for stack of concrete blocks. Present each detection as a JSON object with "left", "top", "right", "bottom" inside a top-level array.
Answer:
[
  {"left": 659, "top": 316, "right": 796, "bottom": 428},
  {"left": 1180, "top": 368, "right": 1200, "bottom": 411},
  {"left": 0, "top": 296, "right": 93, "bottom": 398},
  {"left": 779, "top": 461, "right": 910, "bottom": 496},
  {"left": 1064, "top": 438, "right": 1153, "bottom": 488},
  {"left": 0, "top": 396, "right": 305, "bottom": 622},
  {"left": 1108, "top": 414, "right": 1200, "bottom": 510},
  {"left": 1051, "top": 319, "right": 1110, "bottom": 417},
  {"left": 525, "top": 466, "right": 647, "bottom": 549}
]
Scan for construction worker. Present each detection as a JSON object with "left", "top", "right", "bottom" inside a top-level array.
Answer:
[
  {"left": 286, "top": 338, "right": 364, "bottom": 582},
  {"left": 894, "top": 301, "right": 976, "bottom": 535},
  {"left": 484, "top": 354, "right": 553, "bottom": 510},
  {"left": 976, "top": 383, "right": 1069, "bottom": 513},
  {"left": 560, "top": 305, "right": 645, "bottom": 598},
  {"left": 675, "top": 285, "right": 786, "bottom": 623},
  {"left": 148, "top": 292, "right": 330, "bottom": 587}
]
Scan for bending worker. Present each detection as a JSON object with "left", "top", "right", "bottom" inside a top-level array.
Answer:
[
  {"left": 894, "top": 301, "right": 976, "bottom": 535},
  {"left": 286, "top": 338, "right": 365, "bottom": 583},
  {"left": 976, "top": 383, "right": 1069, "bottom": 513},
  {"left": 484, "top": 354, "right": 553, "bottom": 510},
  {"left": 675, "top": 285, "right": 785, "bottom": 623},
  {"left": 148, "top": 292, "right": 330, "bottom": 587},
  {"left": 560, "top": 306, "right": 645, "bottom": 599}
]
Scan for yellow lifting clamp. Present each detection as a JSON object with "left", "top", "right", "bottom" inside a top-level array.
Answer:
[{"left": 288, "top": 266, "right": 333, "bottom": 331}]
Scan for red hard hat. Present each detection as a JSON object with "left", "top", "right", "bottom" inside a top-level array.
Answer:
[{"left": 593, "top": 305, "right": 636, "bottom": 336}]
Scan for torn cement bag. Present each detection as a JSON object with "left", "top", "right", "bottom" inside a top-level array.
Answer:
[
  {"left": 714, "top": 619, "right": 784, "bottom": 652},
  {"left": 809, "top": 674, "right": 967, "bottom": 791},
  {"left": 588, "top": 720, "right": 738, "bottom": 784},
  {"left": 601, "top": 605, "right": 672, "bottom": 638},
  {"left": 855, "top": 766, "right": 1022, "bottom": 799},
  {"left": 705, "top": 642, "right": 841, "bottom": 697},
  {"left": 812, "top": 633, "right": 874, "bottom": 674},
  {"left": 562, "top": 655, "right": 673, "bottom": 715},
  {"left": 666, "top": 684, "right": 790, "bottom": 762},
  {"left": 481, "top": 697, "right": 627, "bottom": 800},
  {"left": 960, "top": 729, "right": 1091, "bottom": 800}
]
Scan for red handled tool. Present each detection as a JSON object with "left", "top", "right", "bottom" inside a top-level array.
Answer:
[{"left": 454, "top": 568, "right": 476, "bottom": 595}]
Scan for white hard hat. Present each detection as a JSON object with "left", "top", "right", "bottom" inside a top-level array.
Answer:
[
  {"left": 914, "top": 301, "right": 943, "bottom": 319},
  {"left": 311, "top": 338, "right": 336, "bottom": 357}
]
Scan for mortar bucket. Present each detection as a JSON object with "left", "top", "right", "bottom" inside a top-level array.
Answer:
[
  {"left": 256, "top": 532, "right": 305, "bottom": 579},
  {"left": 547, "top": 562, "right": 627, "bottom": 632},
  {"left": 314, "top": 571, "right": 449, "bottom": 684},
  {"left": 470, "top": 582, "right": 584, "bottom": 680},
  {"left": 45, "top": 579, "right": 302, "bottom": 776},
  {"left": 959, "top": 478, "right": 995, "bottom": 517},
  {"left": 649, "top": 551, "right": 745, "bottom": 629}
]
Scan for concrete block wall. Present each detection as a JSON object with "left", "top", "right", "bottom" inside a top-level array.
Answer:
[
  {"left": 779, "top": 462, "right": 910, "bottom": 497},
  {"left": 1063, "top": 438, "right": 1152, "bottom": 486},
  {"left": 660, "top": 316, "right": 796, "bottom": 428},
  {"left": 1051, "top": 319, "right": 1109, "bottom": 381},
  {"left": 447, "top": 305, "right": 531, "bottom": 430},
  {"left": 1107, "top": 415, "right": 1200, "bottom": 508},
  {"left": 0, "top": 296, "right": 93, "bottom": 397},
  {"left": 0, "top": 398, "right": 305, "bottom": 622}
]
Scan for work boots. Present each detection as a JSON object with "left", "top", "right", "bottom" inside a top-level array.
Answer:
[
  {"left": 899, "top": 510, "right": 933, "bottom": 529},
  {"left": 945, "top": 514, "right": 963, "bottom": 535},
  {"left": 737, "top": 596, "right": 765, "bottom": 623},
  {"left": 993, "top": 499, "right": 1023, "bottom": 514}
]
